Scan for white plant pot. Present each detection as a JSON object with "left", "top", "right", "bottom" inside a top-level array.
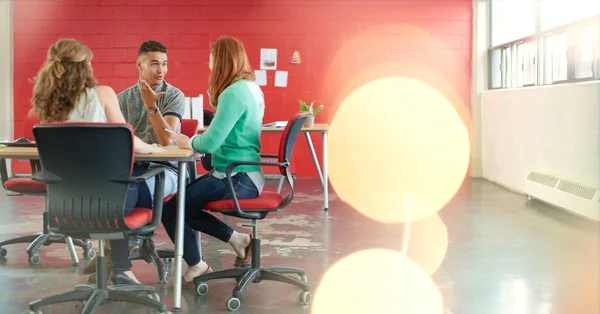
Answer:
[{"left": 304, "top": 115, "right": 315, "bottom": 128}]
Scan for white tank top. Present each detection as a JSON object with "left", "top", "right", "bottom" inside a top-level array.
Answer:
[{"left": 67, "top": 87, "right": 107, "bottom": 123}]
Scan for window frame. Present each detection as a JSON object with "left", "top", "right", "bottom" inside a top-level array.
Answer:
[{"left": 487, "top": 2, "right": 600, "bottom": 90}]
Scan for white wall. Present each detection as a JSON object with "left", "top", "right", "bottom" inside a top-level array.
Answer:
[
  {"left": 0, "top": 1, "right": 13, "bottom": 143},
  {"left": 481, "top": 81, "right": 600, "bottom": 193}
]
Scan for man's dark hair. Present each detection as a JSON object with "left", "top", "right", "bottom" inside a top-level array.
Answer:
[{"left": 138, "top": 40, "right": 167, "bottom": 57}]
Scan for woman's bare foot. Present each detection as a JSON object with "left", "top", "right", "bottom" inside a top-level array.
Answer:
[
  {"left": 184, "top": 260, "right": 210, "bottom": 282},
  {"left": 123, "top": 270, "right": 141, "bottom": 284},
  {"left": 228, "top": 231, "right": 251, "bottom": 259}
]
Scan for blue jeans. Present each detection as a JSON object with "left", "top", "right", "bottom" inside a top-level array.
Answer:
[
  {"left": 161, "top": 172, "right": 259, "bottom": 267},
  {"left": 111, "top": 166, "right": 154, "bottom": 271}
]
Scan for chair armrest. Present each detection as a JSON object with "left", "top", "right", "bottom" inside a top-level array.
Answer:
[
  {"left": 31, "top": 170, "right": 62, "bottom": 183},
  {"left": 111, "top": 167, "right": 165, "bottom": 184},
  {"left": 224, "top": 160, "right": 289, "bottom": 219},
  {"left": 134, "top": 168, "right": 165, "bottom": 235},
  {"left": 225, "top": 161, "right": 288, "bottom": 174}
]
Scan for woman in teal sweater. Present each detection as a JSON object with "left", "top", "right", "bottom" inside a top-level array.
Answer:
[{"left": 163, "top": 36, "right": 264, "bottom": 285}]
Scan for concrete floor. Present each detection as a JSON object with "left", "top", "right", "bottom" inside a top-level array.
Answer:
[{"left": 0, "top": 178, "right": 598, "bottom": 314}]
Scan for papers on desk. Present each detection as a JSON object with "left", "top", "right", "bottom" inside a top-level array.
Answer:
[
  {"left": 183, "top": 95, "right": 204, "bottom": 127},
  {"left": 263, "top": 121, "right": 288, "bottom": 128},
  {"left": 191, "top": 96, "right": 204, "bottom": 126},
  {"left": 183, "top": 97, "right": 192, "bottom": 119}
]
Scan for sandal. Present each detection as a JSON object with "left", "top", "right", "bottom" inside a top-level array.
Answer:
[
  {"left": 111, "top": 270, "right": 141, "bottom": 285},
  {"left": 234, "top": 235, "right": 252, "bottom": 267},
  {"left": 182, "top": 266, "right": 213, "bottom": 286}
]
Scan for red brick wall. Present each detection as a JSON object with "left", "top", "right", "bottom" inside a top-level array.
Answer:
[{"left": 12, "top": 0, "right": 472, "bottom": 177}]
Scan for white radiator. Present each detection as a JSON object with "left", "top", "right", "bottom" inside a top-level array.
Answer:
[{"left": 525, "top": 172, "right": 600, "bottom": 221}]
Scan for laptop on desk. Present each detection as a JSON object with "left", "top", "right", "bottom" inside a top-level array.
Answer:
[{"left": 262, "top": 121, "right": 287, "bottom": 128}]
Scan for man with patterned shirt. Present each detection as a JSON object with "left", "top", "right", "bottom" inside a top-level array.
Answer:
[
  {"left": 83, "top": 40, "right": 186, "bottom": 278},
  {"left": 118, "top": 40, "right": 186, "bottom": 201}
]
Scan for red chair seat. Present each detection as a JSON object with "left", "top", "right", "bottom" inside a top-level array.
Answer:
[
  {"left": 205, "top": 191, "right": 283, "bottom": 212},
  {"left": 163, "top": 193, "right": 176, "bottom": 204},
  {"left": 125, "top": 207, "right": 153, "bottom": 228},
  {"left": 4, "top": 178, "right": 46, "bottom": 193}
]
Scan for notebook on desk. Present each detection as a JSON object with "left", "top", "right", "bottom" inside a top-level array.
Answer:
[{"left": 262, "top": 121, "right": 287, "bottom": 128}]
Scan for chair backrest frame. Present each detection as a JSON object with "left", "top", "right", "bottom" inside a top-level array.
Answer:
[
  {"left": 272, "top": 113, "right": 309, "bottom": 210},
  {"left": 33, "top": 122, "right": 138, "bottom": 237}
]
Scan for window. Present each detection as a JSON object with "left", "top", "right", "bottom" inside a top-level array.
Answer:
[
  {"left": 488, "top": 0, "right": 600, "bottom": 89},
  {"left": 541, "top": 0, "right": 600, "bottom": 31},
  {"left": 548, "top": 33, "right": 569, "bottom": 83},
  {"left": 522, "top": 41, "right": 536, "bottom": 86},
  {"left": 573, "top": 23, "right": 596, "bottom": 80},
  {"left": 502, "top": 47, "right": 512, "bottom": 88},
  {"left": 490, "top": 0, "right": 536, "bottom": 46},
  {"left": 490, "top": 48, "right": 502, "bottom": 89}
]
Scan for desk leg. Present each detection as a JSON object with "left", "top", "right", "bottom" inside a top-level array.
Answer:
[
  {"left": 304, "top": 132, "right": 328, "bottom": 211},
  {"left": 322, "top": 132, "right": 328, "bottom": 211},
  {"left": 304, "top": 133, "right": 324, "bottom": 186},
  {"left": 173, "top": 161, "right": 187, "bottom": 311},
  {"left": 276, "top": 176, "right": 285, "bottom": 193}
]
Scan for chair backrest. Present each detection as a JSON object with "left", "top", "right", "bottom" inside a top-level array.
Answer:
[
  {"left": 33, "top": 123, "right": 135, "bottom": 235},
  {"left": 200, "top": 111, "right": 215, "bottom": 171},
  {"left": 277, "top": 113, "right": 309, "bottom": 176},
  {"left": 180, "top": 119, "right": 199, "bottom": 138},
  {"left": 204, "top": 110, "right": 215, "bottom": 126}
]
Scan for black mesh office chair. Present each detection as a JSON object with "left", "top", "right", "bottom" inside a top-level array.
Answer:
[
  {"left": 193, "top": 113, "right": 311, "bottom": 311},
  {"left": 28, "top": 122, "right": 170, "bottom": 314},
  {"left": 0, "top": 114, "right": 92, "bottom": 265}
]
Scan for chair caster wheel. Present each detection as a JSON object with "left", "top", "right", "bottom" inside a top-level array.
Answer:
[
  {"left": 0, "top": 247, "right": 6, "bottom": 257},
  {"left": 196, "top": 282, "right": 208, "bottom": 296},
  {"left": 29, "top": 253, "right": 40, "bottom": 265},
  {"left": 148, "top": 293, "right": 160, "bottom": 301},
  {"left": 158, "top": 271, "right": 170, "bottom": 284},
  {"left": 226, "top": 297, "right": 241, "bottom": 311},
  {"left": 83, "top": 249, "right": 95, "bottom": 260},
  {"left": 299, "top": 275, "right": 308, "bottom": 283},
  {"left": 298, "top": 291, "right": 311, "bottom": 305},
  {"left": 85, "top": 241, "right": 93, "bottom": 250}
]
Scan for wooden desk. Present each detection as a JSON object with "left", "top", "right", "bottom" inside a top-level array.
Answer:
[
  {"left": 198, "top": 123, "right": 329, "bottom": 133},
  {"left": 198, "top": 123, "right": 330, "bottom": 211},
  {"left": 0, "top": 145, "right": 196, "bottom": 161},
  {"left": 0, "top": 145, "right": 194, "bottom": 311}
]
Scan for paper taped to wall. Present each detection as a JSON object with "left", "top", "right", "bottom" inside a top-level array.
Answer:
[
  {"left": 275, "top": 71, "right": 288, "bottom": 87},
  {"left": 254, "top": 70, "right": 267, "bottom": 86}
]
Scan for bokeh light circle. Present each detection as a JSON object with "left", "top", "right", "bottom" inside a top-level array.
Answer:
[
  {"left": 312, "top": 249, "right": 443, "bottom": 314},
  {"left": 328, "top": 77, "right": 470, "bottom": 223},
  {"left": 407, "top": 214, "right": 449, "bottom": 275}
]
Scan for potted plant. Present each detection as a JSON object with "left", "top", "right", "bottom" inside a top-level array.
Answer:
[{"left": 299, "top": 100, "right": 324, "bottom": 128}]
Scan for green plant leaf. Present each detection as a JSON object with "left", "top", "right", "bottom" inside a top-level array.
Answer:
[
  {"left": 299, "top": 100, "right": 309, "bottom": 112},
  {"left": 313, "top": 104, "right": 324, "bottom": 116}
]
